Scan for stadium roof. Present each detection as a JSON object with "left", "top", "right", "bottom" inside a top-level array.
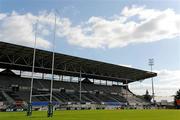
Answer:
[{"left": 0, "top": 41, "right": 157, "bottom": 83}]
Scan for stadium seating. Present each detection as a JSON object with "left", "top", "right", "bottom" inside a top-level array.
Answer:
[{"left": 0, "top": 70, "right": 148, "bottom": 110}]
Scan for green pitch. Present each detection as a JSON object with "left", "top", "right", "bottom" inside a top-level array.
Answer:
[{"left": 0, "top": 110, "right": 180, "bottom": 120}]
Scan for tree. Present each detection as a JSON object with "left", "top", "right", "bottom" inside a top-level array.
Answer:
[
  {"left": 174, "top": 89, "right": 180, "bottom": 108},
  {"left": 143, "top": 90, "right": 152, "bottom": 102},
  {"left": 174, "top": 89, "right": 180, "bottom": 100}
]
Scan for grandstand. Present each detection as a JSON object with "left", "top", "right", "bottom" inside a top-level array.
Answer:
[{"left": 0, "top": 41, "right": 157, "bottom": 111}]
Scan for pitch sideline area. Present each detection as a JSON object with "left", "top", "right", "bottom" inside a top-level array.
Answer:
[{"left": 0, "top": 110, "right": 179, "bottom": 120}]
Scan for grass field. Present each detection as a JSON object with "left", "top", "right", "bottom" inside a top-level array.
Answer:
[{"left": 0, "top": 110, "right": 180, "bottom": 120}]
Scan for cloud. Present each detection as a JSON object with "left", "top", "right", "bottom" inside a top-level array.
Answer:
[
  {"left": 0, "top": 6, "right": 180, "bottom": 49},
  {"left": 0, "top": 11, "right": 51, "bottom": 49},
  {"left": 57, "top": 5, "right": 180, "bottom": 49},
  {"left": 129, "top": 69, "right": 180, "bottom": 102},
  {"left": 0, "top": 13, "right": 7, "bottom": 20}
]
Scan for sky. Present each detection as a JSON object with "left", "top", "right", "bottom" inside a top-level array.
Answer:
[{"left": 0, "top": 0, "right": 180, "bottom": 102}]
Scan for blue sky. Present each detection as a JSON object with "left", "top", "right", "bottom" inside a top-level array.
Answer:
[{"left": 0, "top": 0, "right": 180, "bottom": 101}]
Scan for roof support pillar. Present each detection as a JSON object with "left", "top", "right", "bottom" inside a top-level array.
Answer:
[
  {"left": 70, "top": 76, "right": 72, "bottom": 82},
  {"left": 20, "top": 70, "right": 22, "bottom": 76},
  {"left": 61, "top": 75, "right": 63, "bottom": 81},
  {"left": 58, "top": 75, "right": 61, "bottom": 81},
  {"left": 126, "top": 79, "right": 128, "bottom": 104},
  {"left": 79, "top": 66, "right": 82, "bottom": 102},
  {"left": 42, "top": 73, "right": 44, "bottom": 80}
]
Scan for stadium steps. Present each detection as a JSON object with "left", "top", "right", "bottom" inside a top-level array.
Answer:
[
  {"left": 2, "top": 91, "right": 15, "bottom": 104},
  {"left": 109, "top": 94, "right": 127, "bottom": 103},
  {"left": 107, "top": 94, "right": 123, "bottom": 102},
  {"left": 52, "top": 95, "right": 62, "bottom": 102},
  {"left": 53, "top": 92, "right": 66, "bottom": 102},
  {"left": 83, "top": 93, "right": 101, "bottom": 103},
  {"left": 56, "top": 92, "right": 73, "bottom": 102},
  {"left": 80, "top": 93, "right": 92, "bottom": 102},
  {"left": 0, "top": 91, "right": 6, "bottom": 101}
]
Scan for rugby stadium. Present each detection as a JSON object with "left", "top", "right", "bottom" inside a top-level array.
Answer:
[
  {"left": 0, "top": 42, "right": 179, "bottom": 120},
  {"left": 0, "top": 41, "right": 156, "bottom": 110},
  {"left": 0, "top": 0, "right": 180, "bottom": 120}
]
